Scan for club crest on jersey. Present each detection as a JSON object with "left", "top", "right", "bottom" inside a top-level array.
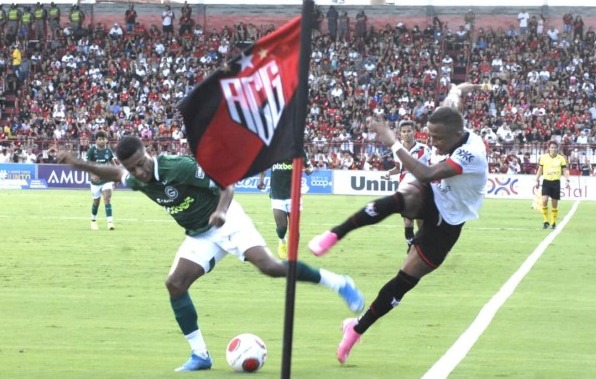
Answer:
[
  {"left": 165, "top": 186, "right": 178, "bottom": 199},
  {"left": 220, "top": 60, "right": 285, "bottom": 146}
]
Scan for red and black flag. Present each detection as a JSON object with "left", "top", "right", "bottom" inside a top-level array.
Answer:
[{"left": 178, "top": 16, "right": 303, "bottom": 188}]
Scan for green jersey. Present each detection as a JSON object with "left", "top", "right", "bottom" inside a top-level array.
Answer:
[
  {"left": 269, "top": 161, "right": 293, "bottom": 200},
  {"left": 86, "top": 144, "right": 115, "bottom": 185},
  {"left": 269, "top": 151, "right": 311, "bottom": 200},
  {"left": 124, "top": 155, "right": 220, "bottom": 236}
]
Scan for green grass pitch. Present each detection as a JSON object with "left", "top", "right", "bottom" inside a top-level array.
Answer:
[{"left": 0, "top": 190, "right": 595, "bottom": 379}]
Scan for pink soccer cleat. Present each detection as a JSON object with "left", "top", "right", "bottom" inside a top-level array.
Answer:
[
  {"left": 337, "top": 318, "right": 361, "bottom": 365},
  {"left": 308, "top": 231, "right": 338, "bottom": 256}
]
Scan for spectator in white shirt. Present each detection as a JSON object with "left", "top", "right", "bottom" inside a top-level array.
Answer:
[
  {"left": 517, "top": 9, "right": 530, "bottom": 35},
  {"left": 547, "top": 27, "right": 560, "bottom": 43},
  {"left": 154, "top": 41, "right": 166, "bottom": 55},
  {"left": 109, "top": 23, "right": 124, "bottom": 39}
]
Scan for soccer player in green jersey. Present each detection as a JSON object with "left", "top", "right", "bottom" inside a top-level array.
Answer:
[
  {"left": 257, "top": 153, "right": 313, "bottom": 259},
  {"left": 86, "top": 131, "right": 117, "bottom": 230},
  {"left": 58, "top": 136, "right": 364, "bottom": 372}
]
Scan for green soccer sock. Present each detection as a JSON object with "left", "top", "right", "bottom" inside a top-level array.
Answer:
[
  {"left": 170, "top": 292, "right": 198, "bottom": 335},
  {"left": 105, "top": 204, "right": 112, "bottom": 217},
  {"left": 284, "top": 261, "right": 321, "bottom": 284},
  {"left": 91, "top": 204, "right": 99, "bottom": 220}
]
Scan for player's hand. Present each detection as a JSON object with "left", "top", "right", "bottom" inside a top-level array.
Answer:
[
  {"left": 209, "top": 210, "right": 226, "bottom": 227},
  {"left": 257, "top": 182, "right": 265, "bottom": 190},
  {"left": 57, "top": 151, "right": 76, "bottom": 165},
  {"left": 370, "top": 117, "right": 396, "bottom": 147}
]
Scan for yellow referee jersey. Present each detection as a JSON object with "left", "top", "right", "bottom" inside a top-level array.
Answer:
[{"left": 538, "top": 153, "right": 567, "bottom": 181}]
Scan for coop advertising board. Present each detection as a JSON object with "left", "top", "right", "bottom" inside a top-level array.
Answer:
[{"left": 234, "top": 170, "right": 333, "bottom": 195}]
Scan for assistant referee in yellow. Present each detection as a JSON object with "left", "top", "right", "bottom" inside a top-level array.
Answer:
[{"left": 535, "top": 141, "right": 570, "bottom": 229}]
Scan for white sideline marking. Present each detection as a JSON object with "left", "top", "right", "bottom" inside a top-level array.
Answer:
[{"left": 421, "top": 200, "right": 580, "bottom": 379}]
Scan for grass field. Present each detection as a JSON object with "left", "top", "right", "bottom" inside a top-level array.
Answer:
[{"left": 0, "top": 190, "right": 595, "bottom": 379}]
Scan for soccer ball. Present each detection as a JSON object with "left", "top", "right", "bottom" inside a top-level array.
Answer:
[{"left": 226, "top": 333, "right": 267, "bottom": 373}]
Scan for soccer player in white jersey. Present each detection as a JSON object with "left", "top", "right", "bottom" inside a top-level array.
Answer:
[
  {"left": 308, "top": 82, "right": 489, "bottom": 365},
  {"left": 383, "top": 119, "right": 431, "bottom": 251}
]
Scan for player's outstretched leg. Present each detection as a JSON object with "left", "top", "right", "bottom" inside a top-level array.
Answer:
[
  {"left": 245, "top": 247, "right": 364, "bottom": 313},
  {"left": 309, "top": 193, "right": 406, "bottom": 256}
]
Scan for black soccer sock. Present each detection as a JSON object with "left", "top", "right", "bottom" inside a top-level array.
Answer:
[
  {"left": 354, "top": 270, "right": 419, "bottom": 335},
  {"left": 404, "top": 226, "right": 414, "bottom": 240},
  {"left": 276, "top": 226, "right": 287, "bottom": 240},
  {"left": 332, "top": 193, "right": 404, "bottom": 239}
]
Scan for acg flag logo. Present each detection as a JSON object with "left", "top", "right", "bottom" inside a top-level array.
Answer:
[{"left": 221, "top": 59, "right": 285, "bottom": 146}]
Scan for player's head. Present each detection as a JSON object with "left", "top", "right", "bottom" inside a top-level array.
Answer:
[
  {"left": 426, "top": 106, "right": 464, "bottom": 155},
  {"left": 398, "top": 119, "right": 416, "bottom": 145},
  {"left": 547, "top": 141, "right": 559, "bottom": 156},
  {"left": 95, "top": 130, "right": 108, "bottom": 148},
  {"left": 116, "top": 136, "right": 154, "bottom": 183}
]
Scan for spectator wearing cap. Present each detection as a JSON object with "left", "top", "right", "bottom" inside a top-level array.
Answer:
[
  {"left": 6, "top": 4, "right": 21, "bottom": 41},
  {"left": 69, "top": 4, "right": 84, "bottom": 38},
  {"left": 109, "top": 22, "right": 123, "bottom": 40},
  {"left": 47, "top": 2, "right": 60, "bottom": 39},
  {"left": 33, "top": 2, "right": 47, "bottom": 41}
]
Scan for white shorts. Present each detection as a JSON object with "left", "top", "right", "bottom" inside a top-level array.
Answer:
[
  {"left": 398, "top": 172, "right": 418, "bottom": 190},
  {"left": 169, "top": 200, "right": 267, "bottom": 275},
  {"left": 271, "top": 198, "right": 302, "bottom": 213},
  {"left": 90, "top": 182, "right": 114, "bottom": 199}
]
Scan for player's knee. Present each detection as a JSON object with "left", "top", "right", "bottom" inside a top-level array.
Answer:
[{"left": 165, "top": 276, "right": 189, "bottom": 297}]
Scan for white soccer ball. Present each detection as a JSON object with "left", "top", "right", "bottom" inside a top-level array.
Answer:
[{"left": 226, "top": 333, "right": 267, "bottom": 373}]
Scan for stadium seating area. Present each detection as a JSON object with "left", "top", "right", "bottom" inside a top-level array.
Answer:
[{"left": 0, "top": 5, "right": 595, "bottom": 175}]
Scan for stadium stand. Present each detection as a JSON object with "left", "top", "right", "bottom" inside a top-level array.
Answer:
[{"left": 0, "top": 2, "right": 595, "bottom": 175}]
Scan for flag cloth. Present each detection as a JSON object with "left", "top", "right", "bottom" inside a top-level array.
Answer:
[
  {"left": 178, "top": 17, "right": 303, "bottom": 188},
  {"left": 532, "top": 189, "right": 542, "bottom": 212}
]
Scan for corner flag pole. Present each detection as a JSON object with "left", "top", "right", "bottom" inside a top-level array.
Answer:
[{"left": 281, "top": 1, "right": 314, "bottom": 378}]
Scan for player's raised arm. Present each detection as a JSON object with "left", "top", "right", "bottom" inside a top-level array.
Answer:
[
  {"left": 58, "top": 150, "right": 125, "bottom": 183},
  {"left": 442, "top": 82, "right": 491, "bottom": 109}
]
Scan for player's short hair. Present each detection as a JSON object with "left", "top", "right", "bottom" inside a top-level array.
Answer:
[
  {"left": 428, "top": 106, "right": 464, "bottom": 131},
  {"left": 398, "top": 119, "right": 415, "bottom": 129},
  {"left": 548, "top": 141, "right": 559, "bottom": 148},
  {"left": 116, "top": 136, "right": 144, "bottom": 161},
  {"left": 95, "top": 130, "right": 108, "bottom": 140}
]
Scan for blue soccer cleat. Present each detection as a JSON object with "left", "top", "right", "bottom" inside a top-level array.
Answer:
[
  {"left": 339, "top": 276, "right": 365, "bottom": 313},
  {"left": 174, "top": 352, "right": 213, "bottom": 372}
]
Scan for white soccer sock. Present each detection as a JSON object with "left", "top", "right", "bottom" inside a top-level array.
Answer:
[
  {"left": 185, "top": 329, "right": 208, "bottom": 356},
  {"left": 318, "top": 268, "right": 344, "bottom": 292}
]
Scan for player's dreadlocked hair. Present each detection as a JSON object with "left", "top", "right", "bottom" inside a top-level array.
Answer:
[{"left": 116, "top": 136, "right": 144, "bottom": 161}]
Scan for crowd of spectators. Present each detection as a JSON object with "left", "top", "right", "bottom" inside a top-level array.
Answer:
[{"left": 0, "top": 4, "right": 595, "bottom": 175}]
